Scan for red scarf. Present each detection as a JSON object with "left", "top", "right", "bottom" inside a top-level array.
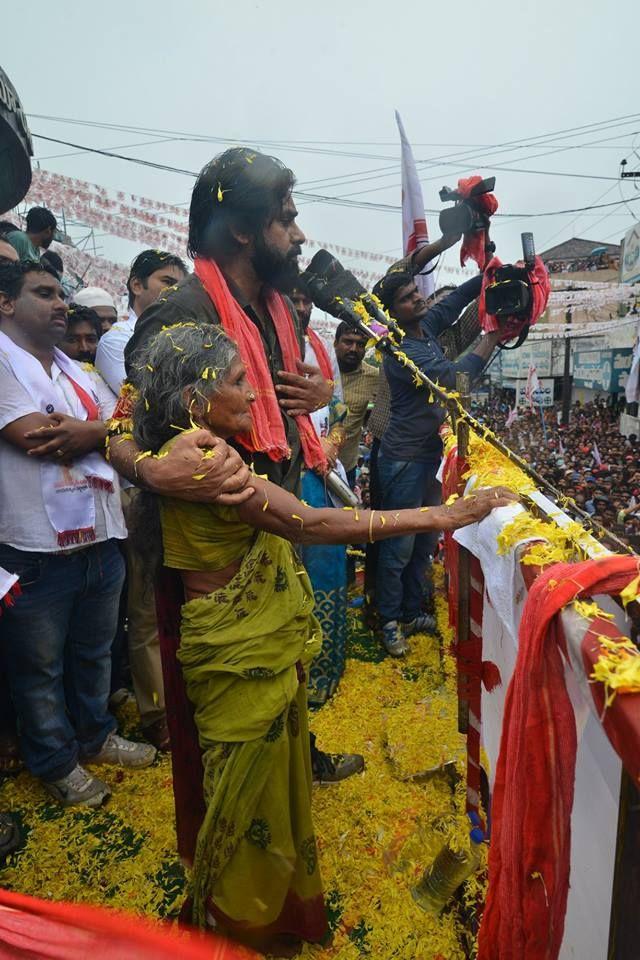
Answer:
[
  {"left": 194, "top": 258, "right": 326, "bottom": 471},
  {"left": 68, "top": 376, "right": 99, "bottom": 421},
  {"left": 306, "top": 327, "right": 334, "bottom": 382},
  {"left": 457, "top": 175, "right": 499, "bottom": 271},
  {"left": 478, "top": 555, "right": 639, "bottom": 960}
]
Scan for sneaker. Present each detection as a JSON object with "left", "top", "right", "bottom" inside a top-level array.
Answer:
[
  {"left": 381, "top": 620, "right": 410, "bottom": 658},
  {"left": 44, "top": 764, "right": 111, "bottom": 808},
  {"left": 87, "top": 732, "right": 156, "bottom": 768},
  {"left": 401, "top": 614, "right": 437, "bottom": 637},
  {"left": 312, "top": 749, "right": 365, "bottom": 785}
]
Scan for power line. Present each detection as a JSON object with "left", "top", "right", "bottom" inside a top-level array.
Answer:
[
  {"left": 297, "top": 116, "right": 640, "bottom": 192},
  {"left": 30, "top": 133, "right": 640, "bottom": 221},
  {"left": 29, "top": 111, "right": 640, "bottom": 188},
  {"left": 34, "top": 136, "right": 183, "bottom": 162}
]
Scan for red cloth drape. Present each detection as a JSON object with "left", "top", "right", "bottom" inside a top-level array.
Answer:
[
  {"left": 193, "top": 259, "right": 326, "bottom": 472},
  {"left": 306, "top": 328, "right": 333, "bottom": 383},
  {"left": 0, "top": 888, "right": 257, "bottom": 959},
  {"left": 456, "top": 176, "right": 498, "bottom": 271},
  {"left": 478, "top": 555, "right": 639, "bottom": 960}
]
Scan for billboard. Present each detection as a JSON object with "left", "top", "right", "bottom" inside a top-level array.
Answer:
[
  {"left": 517, "top": 377, "right": 554, "bottom": 407},
  {"left": 573, "top": 348, "right": 632, "bottom": 392},
  {"left": 621, "top": 223, "right": 640, "bottom": 285},
  {"left": 497, "top": 340, "right": 553, "bottom": 378}
]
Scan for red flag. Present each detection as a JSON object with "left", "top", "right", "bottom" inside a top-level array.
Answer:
[{"left": 396, "top": 111, "right": 434, "bottom": 300}]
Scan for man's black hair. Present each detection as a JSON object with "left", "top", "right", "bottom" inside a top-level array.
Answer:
[
  {"left": 188, "top": 147, "right": 296, "bottom": 260},
  {"left": 371, "top": 269, "right": 414, "bottom": 313},
  {"left": 41, "top": 250, "right": 64, "bottom": 276},
  {"left": 429, "top": 284, "right": 456, "bottom": 302},
  {"left": 0, "top": 260, "right": 58, "bottom": 299},
  {"left": 334, "top": 320, "right": 367, "bottom": 342},
  {"left": 25, "top": 207, "right": 57, "bottom": 234},
  {"left": 126, "top": 249, "right": 187, "bottom": 308},
  {"left": 66, "top": 302, "right": 102, "bottom": 340}
]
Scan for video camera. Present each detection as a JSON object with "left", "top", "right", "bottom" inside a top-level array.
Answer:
[
  {"left": 438, "top": 176, "right": 496, "bottom": 238},
  {"left": 484, "top": 232, "right": 537, "bottom": 320}
]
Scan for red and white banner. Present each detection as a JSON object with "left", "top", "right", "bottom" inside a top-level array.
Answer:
[
  {"left": 396, "top": 111, "right": 435, "bottom": 300},
  {"left": 5, "top": 169, "right": 475, "bottom": 296}
]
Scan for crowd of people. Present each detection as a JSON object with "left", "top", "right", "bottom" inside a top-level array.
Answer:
[
  {"left": 477, "top": 395, "right": 640, "bottom": 546},
  {"left": 544, "top": 253, "right": 619, "bottom": 274},
  {"left": 0, "top": 146, "right": 579, "bottom": 956}
]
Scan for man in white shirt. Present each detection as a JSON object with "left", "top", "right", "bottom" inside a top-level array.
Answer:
[
  {"left": 96, "top": 250, "right": 187, "bottom": 394},
  {"left": 96, "top": 249, "right": 187, "bottom": 751},
  {"left": 0, "top": 261, "right": 155, "bottom": 807}
]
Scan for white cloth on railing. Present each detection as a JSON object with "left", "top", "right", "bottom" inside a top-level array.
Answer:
[{"left": 453, "top": 498, "right": 541, "bottom": 643}]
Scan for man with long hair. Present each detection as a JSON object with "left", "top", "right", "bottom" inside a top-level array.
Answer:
[{"left": 108, "top": 148, "right": 363, "bottom": 783}]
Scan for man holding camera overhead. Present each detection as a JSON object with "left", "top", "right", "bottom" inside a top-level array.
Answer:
[{"left": 371, "top": 257, "right": 500, "bottom": 658}]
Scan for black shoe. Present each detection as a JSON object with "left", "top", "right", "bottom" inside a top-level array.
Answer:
[
  {"left": 0, "top": 812, "right": 21, "bottom": 861},
  {"left": 310, "top": 733, "right": 365, "bottom": 784}
]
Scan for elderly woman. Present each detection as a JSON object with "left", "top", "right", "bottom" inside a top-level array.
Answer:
[{"left": 132, "top": 322, "right": 514, "bottom": 955}]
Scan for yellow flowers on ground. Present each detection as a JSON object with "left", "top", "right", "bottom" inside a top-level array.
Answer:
[{"left": 0, "top": 576, "right": 477, "bottom": 959}]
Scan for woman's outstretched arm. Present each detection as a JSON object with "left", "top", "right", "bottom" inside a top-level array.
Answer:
[{"left": 236, "top": 477, "right": 517, "bottom": 545}]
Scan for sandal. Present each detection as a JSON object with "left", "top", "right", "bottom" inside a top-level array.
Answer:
[
  {"left": 0, "top": 813, "right": 21, "bottom": 861},
  {"left": 0, "top": 734, "right": 24, "bottom": 776},
  {"left": 142, "top": 717, "right": 171, "bottom": 752}
]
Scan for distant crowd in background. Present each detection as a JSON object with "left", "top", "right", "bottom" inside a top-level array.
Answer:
[
  {"left": 545, "top": 253, "right": 619, "bottom": 274},
  {"left": 475, "top": 395, "right": 640, "bottom": 546}
]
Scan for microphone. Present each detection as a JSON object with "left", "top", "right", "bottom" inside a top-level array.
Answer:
[
  {"left": 299, "top": 250, "right": 367, "bottom": 322},
  {"left": 299, "top": 249, "right": 403, "bottom": 340}
]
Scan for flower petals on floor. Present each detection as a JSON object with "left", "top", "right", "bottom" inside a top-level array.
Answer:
[{"left": 0, "top": 580, "right": 479, "bottom": 959}]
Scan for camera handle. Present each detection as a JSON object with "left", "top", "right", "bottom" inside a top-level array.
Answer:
[{"left": 497, "top": 324, "right": 531, "bottom": 351}]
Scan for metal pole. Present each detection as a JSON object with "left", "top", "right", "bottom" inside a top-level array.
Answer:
[
  {"left": 456, "top": 372, "right": 472, "bottom": 735},
  {"left": 562, "top": 307, "right": 573, "bottom": 427}
]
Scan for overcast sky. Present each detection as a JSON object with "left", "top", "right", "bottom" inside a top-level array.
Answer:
[{"left": 2, "top": 0, "right": 638, "bottom": 272}]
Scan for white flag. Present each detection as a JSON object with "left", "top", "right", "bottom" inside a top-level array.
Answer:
[
  {"left": 592, "top": 442, "right": 602, "bottom": 467},
  {"left": 396, "top": 111, "right": 434, "bottom": 300},
  {"left": 558, "top": 437, "right": 566, "bottom": 457},
  {"left": 505, "top": 406, "right": 518, "bottom": 428},
  {"left": 524, "top": 364, "right": 541, "bottom": 409}
]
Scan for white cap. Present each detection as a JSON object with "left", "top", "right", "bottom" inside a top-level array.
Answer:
[{"left": 73, "top": 286, "right": 117, "bottom": 312}]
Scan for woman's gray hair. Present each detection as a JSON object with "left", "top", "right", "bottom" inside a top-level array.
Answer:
[{"left": 133, "top": 322, "right": 239, "bottom": 452}]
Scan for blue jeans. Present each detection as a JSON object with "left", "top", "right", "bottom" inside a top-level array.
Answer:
[
  {"left": 375, "top": 457, "right": 441, "bottom": 624},
  {"left": 0, "top": 540, "right": 124, "bottom": 781}
]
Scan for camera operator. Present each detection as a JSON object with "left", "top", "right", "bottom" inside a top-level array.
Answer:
[{"left": 370, "top": 269, "right": 500, "bottom": 657}]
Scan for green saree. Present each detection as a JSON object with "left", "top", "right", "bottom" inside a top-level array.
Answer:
[{"left": 160, "top": 493, "right": 328, "bottom": 948}]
